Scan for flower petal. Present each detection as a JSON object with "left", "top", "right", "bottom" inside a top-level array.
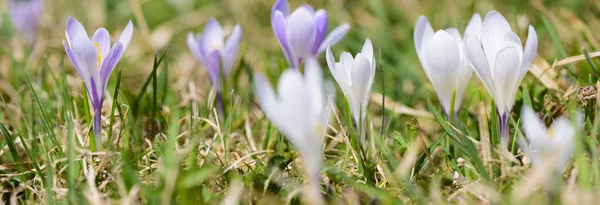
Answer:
[
  {"left": 492, "top": 46, "right": 520, "bottom": 112},
  {"left": 271, "top": 0, "right": 290, "bottom": 19},
  {"left": 481, "top": 10, "right": 512, "bottom": 68},
  {"left": 223, "top": 25, "right": 242, "bottom": 76},
  {"left": 203, "top": 18, "right": 224, "bottom": 53},
  {"left": 361, "top": 38, "right": 374, "bottom": 65},
  {"left": 465, "top": 35, "right": 496, "bottom": 100},
  {"left": 424, "top": 31, "right": 461, "bottom": 113},
  {"left": 204, "top": 50, "right": 221, "bottom": 87},
  {"left": 549, "top": 117, "right": 575, "bottom": 171},
  {"left": 118, "top": 20, "right": 134, "bottom": 50},
  {"left": 520, "top": 25, "right": 538, "bottom": 78},
  {"left": 414, "top": 16, "right": 434, "bottom": 55},
  {"left": 317, "top": 23, "right": 350, "bottom": 54},
  {"left": 99, "top": 42, "right": 124, "bottom": 90},
  {"left": 66, "top": 17, "right": 89, "bottom": 47},
  {"left": 521, "top": 107, "right": 552, "bottom": 158},
  {"left": 272, "top": 11, "right": 293, "bottom": 67},
  {"left": 325, "top": 47, "right": 336, "bottom": 73},
  {"left": 464, "top": 13, "right": 482, "bottom": 39},
  {"left": 187, "top": 32, "right": 204, "bottom": 62},
  {"left": 311, "top": 9, "right": 328, "bottom": 55},
  {"left": 92, "top": 28, "right": 111, "bottom": 59},
  {"left": 351, "top": 53, "right": 373, "bottom": 122},
  {"left": 285, "top": 7, "right": 316, "bottom": 68}
]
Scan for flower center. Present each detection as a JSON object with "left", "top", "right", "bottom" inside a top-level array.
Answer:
[
  {"left": 547, "top": 128, "right": 555, "bottom": 139},
  {"left": 93, "top": 42, "right": 102, "bottom": 69}
]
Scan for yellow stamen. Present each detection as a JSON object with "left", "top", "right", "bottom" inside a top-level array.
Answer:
[
  {"left": 93, "top": 42, "right": 102, "bottom": 69},
  {"left": 547, "top": 128, "right": 555, "bottom": 139}
]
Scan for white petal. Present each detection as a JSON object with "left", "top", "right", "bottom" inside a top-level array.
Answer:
[
  {"left": 424, "top": 30, "right": 461, "bottom": 113},
  {"left": 304, "top": 58, "right": 324, "bottom": 116},
  {"left": 549, "top": 117, "right": 575, "bottom": 170},
  {"left": 464, "top": 13, "right": 482, "bottom": 39},
  {"left": 414, "top": 16, "right": 433, "bottom": 55},
  {"left": 326, "top": 47, "right": 336, "bottom": 74},
  {"left": 465, "top": 35, "right": 496, "bottom": 100},
  {"left": 351, "top": 53, "right": 373, "bottom": 122},
  {"left": 361, "top": 38, "right": 374, "bottom": 65},
  {"left": 521, "top": 107, "right": 552, "bottom": 154},
  {"left": 481, "top": 10, "right": 513, "bottom": 68},
  {"left": 340, "top": 52, "right": 354, "bottom": 71},
  {"left": 492, "top": 47, "right": 520, "bottom": 112},
  {"left": 520, "top": 25, "right": 538, "bottom": 78},
  {"left": 119, "top": 20, "right": 134, "bottom": 50}
]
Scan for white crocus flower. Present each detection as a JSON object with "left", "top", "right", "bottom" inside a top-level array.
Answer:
[
  {"left": 254, "top": 58, "right": 333, "bottom": 204},
  {"left": 520, "top": 107, "right": 575, "bottom": 172},
  {"left": 414, "top": 14, "right": 481, "bottom": 116},
  {"left": 326, "top": 38, "right": 375, "bottom": 141},
  {"left": 464, "top": 10, "right": 538, "bottom": 142}
]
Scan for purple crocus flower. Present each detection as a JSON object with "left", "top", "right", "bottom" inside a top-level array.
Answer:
[
  {"left": 8, "top": 0, "right": 44, "bottom": 45},
  {"left": 63, "top": 17, "right": 133, "bottom": 148},
  {"left": 187, "top": 18, "right": 242, "bottom": 114},
  {"left": 271, "top": 0, "right": 350, "bottom": 69}
]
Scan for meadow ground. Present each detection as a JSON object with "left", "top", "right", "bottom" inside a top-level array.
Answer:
[{"left": 1, "top": 0, "right": 600, "bottom": 204}]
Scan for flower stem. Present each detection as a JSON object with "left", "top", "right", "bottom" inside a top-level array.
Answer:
[
  {"left": 497, "top": 109, "right": 509, "bottom": 148},
  {"left": 216, "top": 91, "right": 225, "bottom": 118},
  {"left": 92, "top": 108, "right": 102, "bottom": 151}
]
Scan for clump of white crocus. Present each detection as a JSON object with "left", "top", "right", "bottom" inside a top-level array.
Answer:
[
  {"left": 520, "top": 107, "right": 575, "bottom": 172},
  {"left": 414, "top": 14, "right": 481, "bottom": 116},
  {"left": 326, "top": 38, "right": 375, "bottom": 141},
  {"left": 254, "top": 58, "right": 333, "bottom": 204},
  {"left": 464, "top": 10, "right": 538, "bottom": 144}
]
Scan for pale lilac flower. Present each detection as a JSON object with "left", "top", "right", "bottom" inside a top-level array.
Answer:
[
  {"left": 271, "top": 0, "right": 350, "bottom": 69},
  {"left": 519, "top": 107, "right": 575, "bottom": 172},
  {"left": 414, "top": 14, "right": 481, "bottom": 116},
  {"left": 254, "top": 58, "right": 334, "bottom": 203},
  {"left": 63, "top": 17, "right": 133, "bottom": 148},
  {"left": 464, "top": 10, "right": 537, "bottom": 144},
  {"left": 326, "top": 38, "right": 375, "bottom": 141},
  {"left": 187, "top": 18, "right": 242, "bottom": 88},
  {"left": 8, "top": 0, "right": 44, "bottom": 45},
  {"left": 188, "top": 18, "right": 242, "bottom": 114}
]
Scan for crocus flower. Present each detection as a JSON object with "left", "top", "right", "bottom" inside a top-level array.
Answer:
[
  {"left": 63, "top": 17, "right": 133, "bottom": 148},
  {"left": 271, "top": 0, "right": 350, "bottom": 69},
  {"left": 414, "top": 14, "right": 481, "bottom": 116},
  {"left": 519, "top": 107, "right": 575, "bottom": 172},
  {"left": 254, "top": 58, "right": 333, "bottom": 203},
  {"left": 188, "top": 18, "right": 242, "bottom": 114},
  {"left": 326, "top": 38, "right": 375, "bottom": 141},
  {"left": 8, "top": 0, "right": 44, "bottom": 45},
  {"left": 464, "top": 10, "right": 537, "bottom": 143}
]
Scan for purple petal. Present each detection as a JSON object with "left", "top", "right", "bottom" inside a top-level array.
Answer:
[
  {"left": 311, "top": 10, "right": 328, "bottom": 55},
  {"left": 204, "top": 50, "right": 221, "bottom": 87},
  {"left": 272, "top": 11, "right": 293, "bottom": 68},
  {"left": 317, "top": 23, "right": 350, "bottom": 54},
  {"left": 285, "top": 7, "right": 316, "bottom": 68},
  {"left": 63, "top": 40, "right": 88, "bottom": 89},
  {"left": 100, "top": 42, "right": 124, "bottom": 92},
  {"left": 271, "top": 0, "right": 290, "bottom": 19},
  {"left": 188, "top": 32, "right": 204, "bottom": 61},
  {"left": 202, "top": 18, "right": 224, "bottom": 53},
  {"left": 118, "top": 20, "right": 134, "bottom": 50},
  {"left": 8, "top": 0, "right": 43, "bottom": 45},
  {"left": 223, "top": 25, "right": 242, "bottom": 77},
  {"left": 92, "top": 28, "right": 111, "bottom": 59},
  {"left": 66, "top": 17, "right": 89, "bottom": 47}
]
